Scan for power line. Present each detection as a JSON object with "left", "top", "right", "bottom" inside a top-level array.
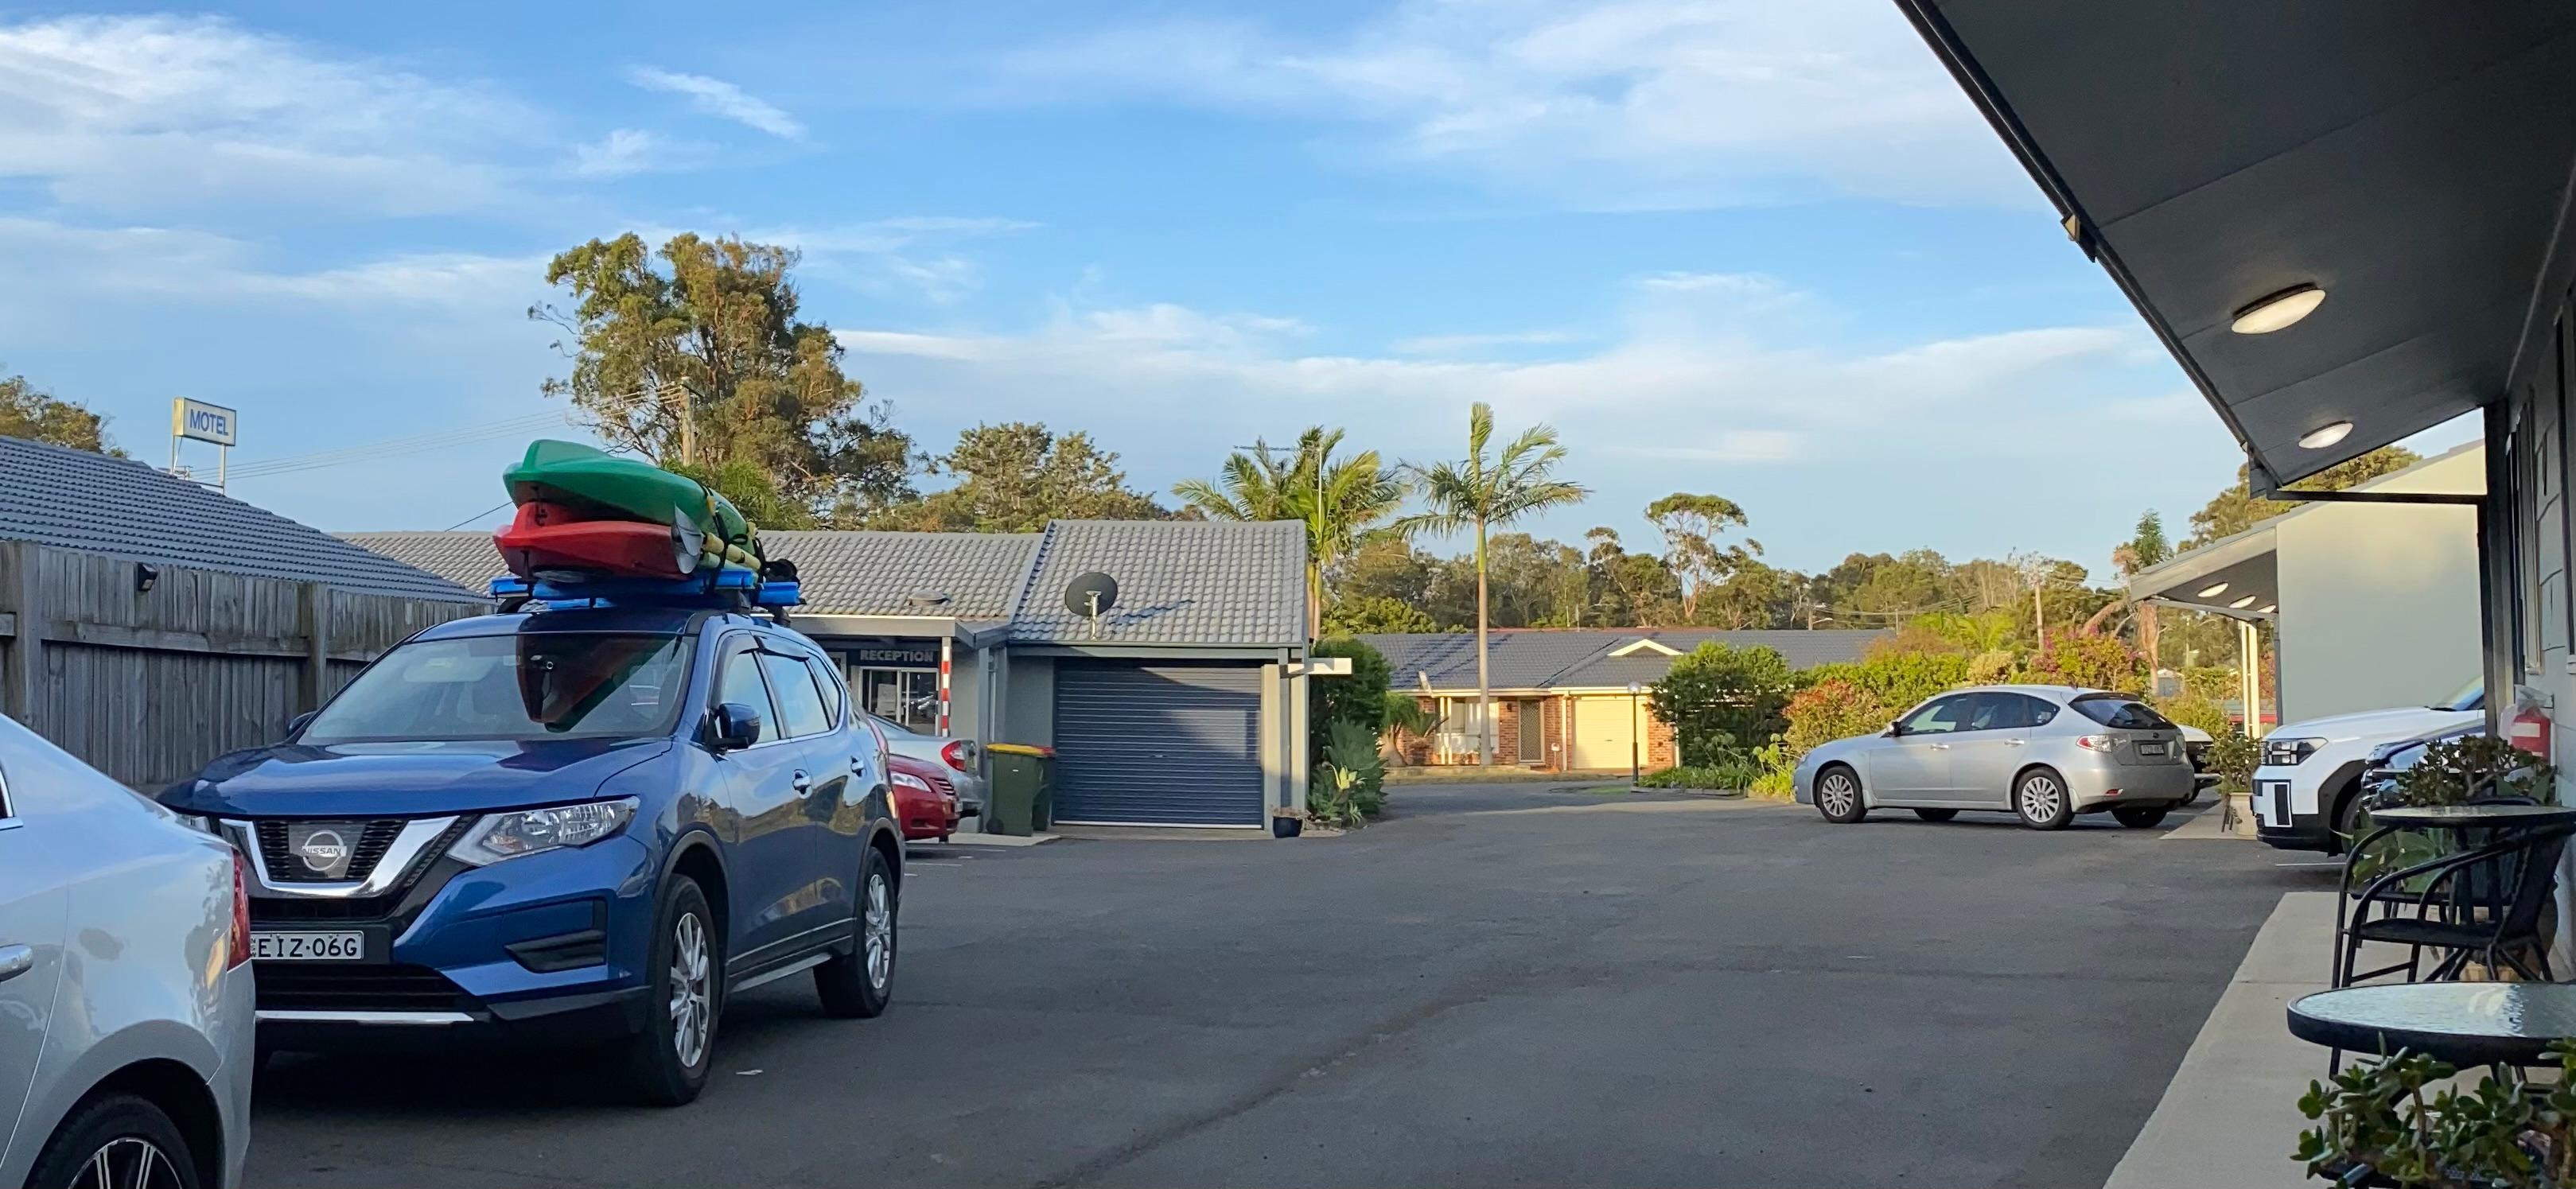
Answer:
[{"left": 441, "top": 499, "right": 516, "bottom": 531}]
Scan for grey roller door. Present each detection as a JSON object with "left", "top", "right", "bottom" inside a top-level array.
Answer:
[{"left": 1054, "top": 662, "right": 1264, "bottom": 826}]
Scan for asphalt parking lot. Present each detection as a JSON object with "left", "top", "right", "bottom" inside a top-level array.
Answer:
[{"left": 247, "top": 785, "right": 2310, "bottom": 1188}]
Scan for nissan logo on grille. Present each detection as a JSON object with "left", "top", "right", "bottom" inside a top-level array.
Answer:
[{"left": 291, "top": 826, "right": 352, "bottom": 879}]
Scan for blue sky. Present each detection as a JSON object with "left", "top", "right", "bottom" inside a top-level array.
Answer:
[{"left": 0, "top": 2, "right": 2476, "bottom": 577}]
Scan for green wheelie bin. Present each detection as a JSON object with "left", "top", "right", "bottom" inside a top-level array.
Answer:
[{"left": 986, "top": 744, "right": 1055, "bottom": 835}]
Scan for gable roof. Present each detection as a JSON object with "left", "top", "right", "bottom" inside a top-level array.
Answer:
[
  {"left": 1009, "top": 519, "right": 1306, "bottom": 647},
  {"left": 340, "top": 519, "right": 1307, "bottom": 646},
  {"left": 1362, "top": 628, "right": 1890, "bottom": 693},
  {"left": 1, "top": 435, "right": 481, "bottom": 603}
]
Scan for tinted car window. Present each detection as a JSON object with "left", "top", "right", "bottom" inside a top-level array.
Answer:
[
  {"left": 760, "top": 651, "right": 832, "bottom": 739},
  {"left": 303, "top": 632, "right": 687, "bottom": 744},
  {"left": 2071, "top": 697, "right": 2173, "bottom": 730},
  {"left": 803, "top": 655, "right": 846, "bottom": 728},
  {"left": 1900, "top": 696, "right": 1970, "bottom": 736},
  {"left": 2025, "top": 695, "right": 2059, "bottom": 726},
  {"left": 714, "top": 647, "right": 778, "bottom": 746},
  {"left": 1966, "top": 693, "right": 2057, "bottom": 730}
]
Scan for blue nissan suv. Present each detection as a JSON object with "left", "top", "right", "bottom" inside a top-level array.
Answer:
[{"left": 159, "top": 603, "right": 901, "bottom": 1105}]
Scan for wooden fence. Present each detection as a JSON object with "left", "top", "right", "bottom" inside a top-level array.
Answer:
[{"left": 0, "top": 540, "right": 486, "bottom": 790}]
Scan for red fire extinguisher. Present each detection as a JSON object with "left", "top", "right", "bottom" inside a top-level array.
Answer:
[{"left": 2508, "top": 686, "right": 2554, "bottom": 763}]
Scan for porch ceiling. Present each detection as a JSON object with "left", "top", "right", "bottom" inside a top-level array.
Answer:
[{"left": 1900, "top": 0, "right": 2576, "bottom": 486}]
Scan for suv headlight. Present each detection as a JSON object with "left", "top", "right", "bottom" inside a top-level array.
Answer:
[
  {"left": 2263, "top": 737, "right": 2322, "bottom": 767},
  {"left": 449, "top": 798, "right": 638, "bottom": 866}
]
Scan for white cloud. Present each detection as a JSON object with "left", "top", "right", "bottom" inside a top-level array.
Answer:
[
  {"left": 628, "top": 67, "right": 805, "bottom": 140},
  {"left": 1391, "top": 329, "right": 1582, "bottom": 356},
  {"left": 748, "top": 216, "right": 1037, "bottom": 304},
  {"left": 989, "top": 0, "right": 2029, "bottom": 208},
  {"left": 569, "top": 128, "right": 677, "bottom": 178},
  {"left": 0, "top": 14, "right": 539, "bottom": 216},
  {"left": 0, "top": 216, "right": 535, "bottom": 313}
]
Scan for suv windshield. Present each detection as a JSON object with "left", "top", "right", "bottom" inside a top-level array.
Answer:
[
  {"left": 2069, "top": 695, "right": 2174, "bottom": 730},
  {"left": 2435, "top": 678, "right": 2485, "bottom": 713},
  {"left": 302, "top": 632, "right": 689, "bottom": 744}
]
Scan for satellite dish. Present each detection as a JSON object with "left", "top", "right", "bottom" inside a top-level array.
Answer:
[{"left": 1064, "top": 572, "right": 1119, "bottom": 637}]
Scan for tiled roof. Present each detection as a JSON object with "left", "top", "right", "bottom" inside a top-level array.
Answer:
[
  {"left": 1010, "top": 519, "right": 1306, "bottom": 647},
  {"left": 1362, "top": 628, "right": 1889, "bottom": 692},
  {"left": 758, "top": 530, "right": 1037, "bottom": 618},
  {"left": 340, "top": 529, "right": 1041, "bottom": 617},
  {"left": 340, "top": 519, "right": 1307, "bottom": 646},
  {"left": 1, "top": 436, "right": 481, "bottom": 602}
]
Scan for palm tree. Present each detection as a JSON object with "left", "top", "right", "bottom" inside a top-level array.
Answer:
[
  {"left": 1174, "top": 427, "right": 1406, "bottom": 639},
  {"left": 1395, "top": 403, "right": 1589, "bottom": 765}
]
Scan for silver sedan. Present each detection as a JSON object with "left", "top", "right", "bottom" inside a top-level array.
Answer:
[
  {"left": 0, "top": 715, "right": 255, "bottom": 1189},
  {"left": 1793, "top": 685, "right": 2194, "bottom": 830}
]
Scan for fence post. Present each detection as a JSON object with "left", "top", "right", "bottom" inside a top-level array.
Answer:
[
  {"left": 2, "top": 541, "right": 39, "bottom": 726},
  {"left": 299, "top": 581, "right": 330, "bottom": 713}
]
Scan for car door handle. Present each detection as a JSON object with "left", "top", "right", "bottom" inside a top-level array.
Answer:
[
  {"left": 792, "top": 770, "right": 812, "bottom": 794},
  {"left": 1928, "top": 743, "right": 1951, "bottom": 750},
  {"left": 0, "top": 945, "right": 33, "bottom": 984},
  {"left": 2004, "top": 739, "right": 2025, "bottom": 747}
]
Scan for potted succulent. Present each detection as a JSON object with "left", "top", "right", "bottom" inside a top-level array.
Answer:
[
  {"left": 2205, "top": 728, "right": 2259, "bottom": 837},
  {"left": 2298, "top": 1042, "right": 2576, "bottom": 1187}
]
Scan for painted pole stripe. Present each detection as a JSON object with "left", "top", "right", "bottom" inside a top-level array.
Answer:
[{"left": 938, "top": 637, "right": 952, "bottom": 734}]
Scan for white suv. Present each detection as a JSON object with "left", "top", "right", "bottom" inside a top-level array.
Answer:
[
  {"left": 2250, "top": 679, "right": 2483, "bottom": 853},
  {"left": 0, "top": 715, "right": 255, "bottom": 1189}
]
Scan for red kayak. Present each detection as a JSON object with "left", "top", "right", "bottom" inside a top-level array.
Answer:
[{"left": 495, "top": 502, "right": 685, "bottom": 579}]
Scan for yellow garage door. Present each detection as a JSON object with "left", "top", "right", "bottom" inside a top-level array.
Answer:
[{"left": 1570, "top": 697, "right": 1640, "bottom": 770}]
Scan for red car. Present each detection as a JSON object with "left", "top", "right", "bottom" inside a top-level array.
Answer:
[{"left": 888, "top": 751, "right": 962, "bottom": 842}]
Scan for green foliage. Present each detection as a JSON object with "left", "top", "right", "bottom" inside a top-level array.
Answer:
[
  {"left": 2391, "top": 736, "right": 2556, "bottom": 807},
  {"left": 0, "top": 373, "right": 120, "bottom": 456},
  {"left": 668, "top": 458, "right": 815, "bottom": 530},
  {"left": 1782, "top": 678, "right": 1893, "bottom": 761},
  {"left": 1636, "top": 763, "right": 1759, "bottom": 791},
  {"left": 1325, "top": 594, "right": 1438, "bottom": 635},
  {"left": 1644, "top": 492, "right": 1759, "bottom": 621},
  {"left": 2027, "top": 635, "right": 2147, "bottom": 693},
  {"left": 1913, "top": 610, "right": 2019, "bottom": 653},
  {"left": 2189, "top": 449, "right": 2420, "bottom": 546},
  {"left": 2295, "top": 1039, "right": 2576, "bottom": 1187},
  {"left": 2204, "top": 730, "right": 2259, "bottom": 798},
  {"left": 876, "top": 422, "right": 1165, "bottom": 531},
  {"left": 1176, "top": 426, "right": 1408, "bottom": 638},
  {"left": 1383, "top": 692, "right": 1437, "bottom": 742},
  {"left": 1311, "top": 717, "right": 1388, "bottom": 827},
  {"left": 531, "top": 233, "right": 912, "bottom": 520},
  {"left": 1308, "top": 637, "right": 1392, "bottom": 767},
  {"left": 1647, "top": 643, "right": 1793, "bottom": 764},
  {"left": 2182, "top": 666, "right": 2239, "bottom": 702},
  {"left": 2154, "top": 693, "right": 2231, "bottom": 738},
  {"left": 1803, "top": 651, "right": 1974, "bottom": 714}
]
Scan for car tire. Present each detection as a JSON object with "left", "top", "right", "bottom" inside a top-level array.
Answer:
[
  {"left": 1911, "top": 808, "right": 1959, "bottom": 822},
  {"left": 2331, "top": 787, "right": 2368, "bottom": 854},
  {"left": 1814, "top": 765, "right": 1866, "bottom": 823},
  {"left": 815, "top": 845, "right": 896, "bottom": 1020},
  {"left": 2113, "top": 805, "right": 2169, "bottom": 829},
  {"left": 619, "top": 875, "right": 719, "bottom": 1107},
  {"left": 2014, "top": 767, "right": 2075, "bottom": 830},
  {"left": 26, "top": 1093, "right": 201, "bottom": 1189}
]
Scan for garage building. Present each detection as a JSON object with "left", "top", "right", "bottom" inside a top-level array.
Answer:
[{"left": 348, "top": 518, "right": 1313, "bottom": 830}]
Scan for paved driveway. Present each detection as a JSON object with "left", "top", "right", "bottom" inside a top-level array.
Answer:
[{"left": 248, "top": 786, "right": 2309, "bottom": 1188}]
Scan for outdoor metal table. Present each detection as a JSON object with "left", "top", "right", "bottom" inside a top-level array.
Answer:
[
  {"left": 2289, "top": 982, "right": 2576, "bottom": 1068},
  {"left": 2368, "top": 804, "right": 2576, "bottom": 833}
]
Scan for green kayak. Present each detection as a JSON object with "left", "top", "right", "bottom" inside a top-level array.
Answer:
[{"left": 504, "top": 441, "right": 755, "bottom": 550}]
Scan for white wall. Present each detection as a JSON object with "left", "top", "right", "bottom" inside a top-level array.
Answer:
[{"left": 2275, "top": 447, "right": 2484, "bottom": 721}]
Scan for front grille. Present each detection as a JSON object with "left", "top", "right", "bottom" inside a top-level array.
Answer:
[
  {"left": 251, "top": 895, "right": 398, "bottom": 923},
  {"left": 255, "top": 964, "right": 478, "bottom": 1014},
  {"left": 255, "top": 819, "right": 407, "bottom": 883}
]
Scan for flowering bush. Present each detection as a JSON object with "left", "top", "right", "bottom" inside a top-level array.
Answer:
[{"left": 2026, "top": 635, "right": 2147, "bottom": 693}]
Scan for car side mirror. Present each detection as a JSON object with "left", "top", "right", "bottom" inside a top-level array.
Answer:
[
  {"left": 1885, "top": 720, "right": 1905, "bottom": 737},
  {"left": 710, "top": 702, "right": 764, "bottom": 752},
  {"left": 286, "top": 710, "right": 317, "bottom": 737}
]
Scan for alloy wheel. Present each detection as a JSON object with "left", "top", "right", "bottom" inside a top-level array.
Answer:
[
  {"left": 669, "top": 910, "right": 713, "bottom": 1069},
  {"left": 1818, "top": 771, "right": 1858, "bottom": 818},
  {"left": 71, "top": 1137, "right": 184, "bottom": 1189},
  {"left": 2018, "top": 775, "right": 2064, "bottom": 822},
  {"left": 863, "top": 872, "right": 893, "bottom": 991}
]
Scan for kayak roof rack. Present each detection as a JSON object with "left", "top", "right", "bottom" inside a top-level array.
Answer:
[{"left": 489, "top": 569, "right": 804, "bottom": 621}]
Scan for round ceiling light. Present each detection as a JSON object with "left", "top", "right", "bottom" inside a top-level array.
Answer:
[
  {"left": 2230, "top": 594, "right": 2259, "bottom": 609},
  {"left": 2259, "top": 604, "right": 2278, "bottom": 614},
  {"left": 2232, "top": 284, "right": 2326, "bottom": 334},
  {"left": 2298, "top": 420, "right": 2355, "bottom": 450},
  {"left": 2196, "top": 582, "right": 2229, "bottom": 598}
]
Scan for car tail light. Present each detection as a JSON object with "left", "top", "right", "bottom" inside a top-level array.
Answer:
[
  {"left": 2076, "top": 734, "right": 2118, "bottom": 752},
  {"left": 228, "top": 853, "right": 251, "bottom": 970},
  {"left": 941, "top": 740, "right": 970, "bottom": 771}
]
